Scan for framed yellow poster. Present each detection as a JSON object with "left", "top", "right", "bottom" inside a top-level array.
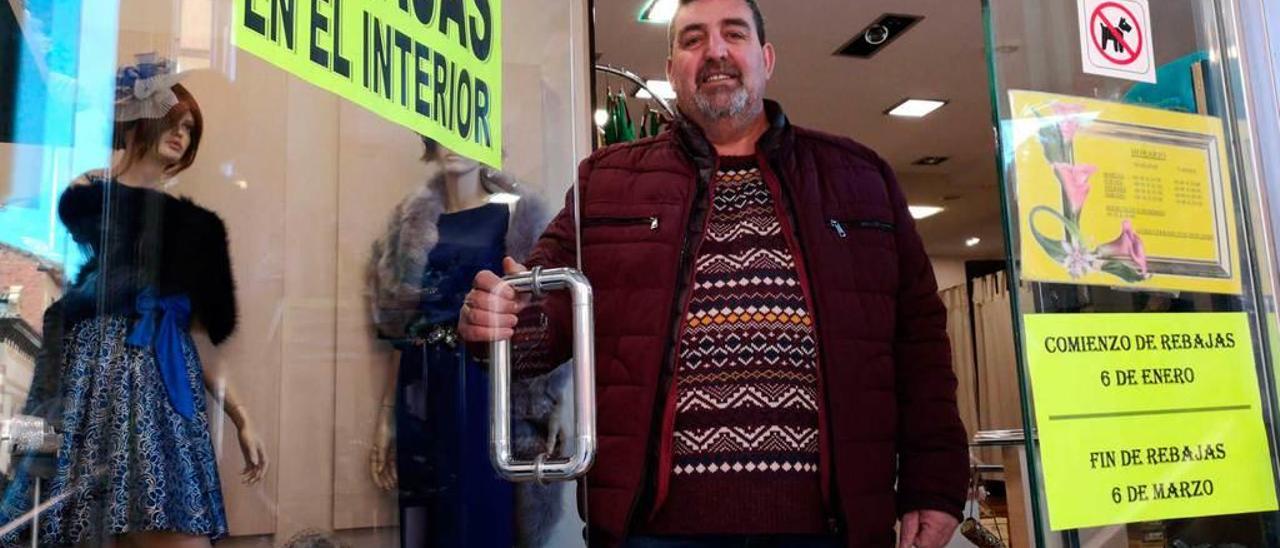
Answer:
[{"left": 1009, "top": 90, "right": 1241, "bottom": 294}]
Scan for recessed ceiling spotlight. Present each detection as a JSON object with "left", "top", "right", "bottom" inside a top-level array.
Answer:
[
  {"left": 886, "top": 99, "right": 948, "bottom": 118},
  {"left": 966, "top": 237, "right": 982, "bottom": 247},
  {"left": 834, "top": 14, "right": 924, "bottom": 58},
  {"left": 913, "top": 156, "right": 949, "bottom": 166},
  {"left": 909, "top": 205, "right": 944, "bottom": 219}
]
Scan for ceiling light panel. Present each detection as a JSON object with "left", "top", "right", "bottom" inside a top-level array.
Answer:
[{"left": 887, "top": 99, "right": 948, "bottom": 118}]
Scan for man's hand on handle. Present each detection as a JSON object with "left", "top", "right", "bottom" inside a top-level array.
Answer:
[
  {"left": 458, "top": 257, "right": 528, "bottom": 342},
  {"left": 898, "top": 509, "right": 959, "bottom": 548}
]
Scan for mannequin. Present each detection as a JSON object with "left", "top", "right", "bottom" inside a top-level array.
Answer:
[
  {"left": 367, "top": 137, "right": 554, "bottom": 547},
  {"left": 0, "top": 56, "right": 266, "bottom": 548}
]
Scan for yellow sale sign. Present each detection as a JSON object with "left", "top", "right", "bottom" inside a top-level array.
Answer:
[
  {"left": 1024, "top": 313, "right": 1277, "bottom": 530},
  {"left": 233, "top": 0, "right": 503, "bottom": 167}
]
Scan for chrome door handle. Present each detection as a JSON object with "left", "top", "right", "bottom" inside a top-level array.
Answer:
[
  {"left": 489, "top": 267, "right": 596, "bottom": 483},
  {"left": 0, "top": 415, "right": 61, "bottom": 454}
]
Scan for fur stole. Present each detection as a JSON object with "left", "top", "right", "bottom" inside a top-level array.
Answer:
[
  {"left": 367, "top": 173, "right": 551, "bottom": 339},
  {"left": 57, "top": 176, "right": 238, "bottom": 344}
]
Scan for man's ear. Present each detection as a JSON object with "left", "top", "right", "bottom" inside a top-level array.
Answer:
[{"left": 763, "top": 42, "right": 776, "bottom": 79}]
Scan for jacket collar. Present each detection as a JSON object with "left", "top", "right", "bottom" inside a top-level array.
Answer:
[{"left": 671, "top": 98, "right": 793, "bottom": 166}]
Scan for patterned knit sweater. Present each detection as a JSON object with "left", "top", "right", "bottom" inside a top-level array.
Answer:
[{"left": 645, "top": 155, "right": 827, "bottom": 535}]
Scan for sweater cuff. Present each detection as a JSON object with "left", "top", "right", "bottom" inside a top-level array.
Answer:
[{"left": 897, "top": 491, "right": 965, "bottom": 521}]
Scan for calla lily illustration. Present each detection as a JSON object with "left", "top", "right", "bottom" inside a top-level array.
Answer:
[
  {"left": 1049, "top": 102, "right": 1087, "bottom": 142},
  {"left": 1052, "top": 163, "right": 1097, "bottom": 218},
  {"left": 1096, "top": 219, "right": 1150, "bottom": 277},
  {"left": 1027, "top": 101, "right": 1148, "bottom": 284}
]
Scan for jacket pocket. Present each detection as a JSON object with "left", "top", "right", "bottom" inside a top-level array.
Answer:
[
  {"left": 580, "top": 214, "right": 663, "bottom": 247},
  {"left": 826, "top": 217, "right": 899, "bottom": 293},
  {"left": 582, "top": 216, "right": 660, "bottom": 230},
  {"left": 827, "top": 218, "right": 897, "bottom": 249}
]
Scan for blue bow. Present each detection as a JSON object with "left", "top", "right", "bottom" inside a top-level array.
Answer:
[{"left": 127, "top": 288, "right": 196, "bottom": 419}]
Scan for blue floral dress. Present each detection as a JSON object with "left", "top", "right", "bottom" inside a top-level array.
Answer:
[{"left": 1, "top": 178, "right": 233, "bottom": 545}]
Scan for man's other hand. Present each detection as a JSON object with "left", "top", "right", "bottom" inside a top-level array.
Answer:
[{"left": 898, "top": 509, "right": 959, "bottom": 548}]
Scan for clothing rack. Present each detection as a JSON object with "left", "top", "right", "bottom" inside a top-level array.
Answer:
[{"left": 593, "top": 64, "right": 676, "bottom": 118}]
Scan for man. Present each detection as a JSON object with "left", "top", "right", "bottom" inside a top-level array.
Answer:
[{"left": 459, "top": 0, "right": 968, "bottom": 546}]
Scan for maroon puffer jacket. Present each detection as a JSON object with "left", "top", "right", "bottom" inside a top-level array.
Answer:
[{"left": 524, "top": 100, "right": 968, "bottom": 547}]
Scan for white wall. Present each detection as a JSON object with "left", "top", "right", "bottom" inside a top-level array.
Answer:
[{"left": 931, "top": 257, "right": 968, "bottom": 291}]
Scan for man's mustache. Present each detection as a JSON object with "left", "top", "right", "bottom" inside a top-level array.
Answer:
[{"left": 697, "top": 60, "right": 742, "bottom": 84}]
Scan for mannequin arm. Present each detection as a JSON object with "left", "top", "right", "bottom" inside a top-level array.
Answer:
[
  {"left": 371, "top": 349, "right": 399, "bottom": 490},
  {"left": 191, "top": 324, "right": 269, "bottom": 484}
]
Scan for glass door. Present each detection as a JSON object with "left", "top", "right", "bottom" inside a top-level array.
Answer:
[{"left": 985, "top": 0, "right": 1280, "bottom": 546}]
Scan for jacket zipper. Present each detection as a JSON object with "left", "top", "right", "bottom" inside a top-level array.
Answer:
[
  {"left": 622, "top": 157, "right": 717, "bottom": 535},
  {"left": 650, "top": 167, "right": 717, "bottom": 520},
  {"left": 828, "top": 220, "right": 848, "bottom": 238},
  {"left": 582, "top": 215, "right": 660, "bottom": 230},
  {"left": 761, "top": 153, "right": 844, "bottom": 536},
  {"left": 830, "top": 218, "right": 895, "bottom": 236}
]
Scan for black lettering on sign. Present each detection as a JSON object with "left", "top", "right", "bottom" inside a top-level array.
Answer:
[
  {"left": 438, "top": 0, "right": 468, "bottom": 49},
  {"left": 448, "top": 59, "right": 458, "bottom": 131},
  {"left": 309, "top": 0, "right": 330, "bottom": 68},
  {"left": 473, "top": 76, "right": 491, "bottom": 147},
  {"left": 469, "top": 0, "right": 493, "bottom": 61},
  {"left": 1089, "top": 451, "right": 1116, "bottom": 469},
  {"left": 1043, "top": 335, "right": 1132, "bottom": 353},
  {"left": 414, "top": 42, "right": 432, "bottom": 117},
  {"left": 1160, "top": 332, "right": 1237, "bottom": 350},
  {"left": 370, "top": 14, "right": 393, "bottom": 100},
  {"left": 1152, "top": 479, "right": 1214, "bottom": 500},
  {"left": 346, "top": 1, "right": 498, "bottom": 156},
  {"left": 332, "top": 0, "right": 350, "bottom": 77},
  {"left": 271, "top": 0, "right": 297, "bottom": 50},
  {"left": 411, "top": 0, "right": 436, "bottom": 25},
  {"left": 456, "top": 68, "right": 472, "bottom": 139},
  {"left": 394, "top": 30, "right": 414, "bottom": 108},
  {"left": 1140, "top": 367, "right": 1195, "bottom": 385},
  {"left": 434, "top": 52, "right": 448, "bottom": 125},
  {"left": 362, "top": 11, "right": 369, "bottom": 88},
  {"left": 244, "top": 0, "right": 268, "bottom": 35},
  {"left": 1144, "top": 443, "right": 1227, "bottom": 464}
]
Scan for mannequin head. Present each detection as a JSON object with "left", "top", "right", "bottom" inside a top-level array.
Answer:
[
  {"left": 113, "top": 83, "right": 203, "bottom": 177},
  {"left": 420, "top": 136, "right": 480, "bottom": 177},
  {"left": 420, "top": 136, "right": 518, "bottom": 196}
]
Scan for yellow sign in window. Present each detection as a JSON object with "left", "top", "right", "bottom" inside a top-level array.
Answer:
[
  {"left": 1010, "top": 90, "right": 1240, "bottom": 295},
  {"left": 233, "top": 0, "right": 503, "bottom": 167},
  {"left": 1025, "top": 312, "right": 1277, "bottom": 530}
]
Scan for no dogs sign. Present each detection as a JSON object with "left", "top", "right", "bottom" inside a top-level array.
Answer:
[{"left": 1078, "top": 0, "right": 1156, "bottom": 83}]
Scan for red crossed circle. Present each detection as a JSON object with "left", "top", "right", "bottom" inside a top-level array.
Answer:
[{"left": 1089, "top": 1, "right": 1143, "bottom": 65}]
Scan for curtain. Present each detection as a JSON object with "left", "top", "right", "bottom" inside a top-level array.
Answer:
[
  {"left": 941, "top": 285, "right": 979, "bottom": 442},
  {"left": 941, "top": 271, "right": 1030, "bottom": 465},
  {"left": 972, "top": 272, "right": 1026, "bottom": 437}
]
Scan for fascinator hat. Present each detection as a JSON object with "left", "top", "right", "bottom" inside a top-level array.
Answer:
[{"left": 114, "top": 53, "right": 187, "bottom": 122}]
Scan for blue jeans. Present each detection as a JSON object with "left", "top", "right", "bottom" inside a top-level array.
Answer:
[{"left": 623, "top": 535, "right": 845, "bottom": 548}]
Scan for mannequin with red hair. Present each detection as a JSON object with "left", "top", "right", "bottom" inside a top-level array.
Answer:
[{"left": 0, "top": 55, "right": 266, "bottom": 548}]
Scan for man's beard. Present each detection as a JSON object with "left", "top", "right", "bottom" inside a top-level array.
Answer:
[
  {"left": 693, "top": 85, "right": 752, "bottom": 121},
  {"left": 679, "top": 58, "right": 761, "bottom": 123}
]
